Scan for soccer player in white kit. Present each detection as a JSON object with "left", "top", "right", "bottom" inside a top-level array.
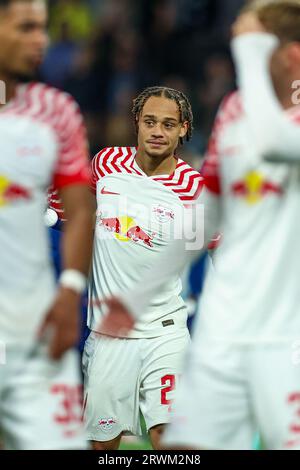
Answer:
[
  {"left": 82, "top": 87, "right": 203, "bottom": 450},
  {"left": 102, "top": 1, "right": 300, "bottom": 450},
  {"left": 0, "top": 0, "right": 94, "bottom": 449}
]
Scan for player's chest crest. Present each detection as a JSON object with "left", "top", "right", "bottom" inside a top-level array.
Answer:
[{"left": 152, "top": 204, "right": 175, "bottom": 223}]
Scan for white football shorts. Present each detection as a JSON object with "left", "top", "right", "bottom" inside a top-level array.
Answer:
[{"left": 82, "top": 328, "right": 190, "bottom": 441}]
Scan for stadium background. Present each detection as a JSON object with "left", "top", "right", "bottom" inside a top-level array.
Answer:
[{"left": 45, "top": 0, "right": 246, "bottom": 450}]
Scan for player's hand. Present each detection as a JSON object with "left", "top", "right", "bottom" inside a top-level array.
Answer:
[
  {"left": 97, "top": 297, "right": 135, "bottom": 337},
  {"left": 232, "top": 12, "right": 266, "bottom": 38},
  {"left": 39, "top": 287, "right": 80, "bottom": 360}
]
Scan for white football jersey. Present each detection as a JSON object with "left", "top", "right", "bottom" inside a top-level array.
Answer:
[
  {"left": 198, "top": 91, "right": 300, "bottom": 342},
  {"left": 88, "top": 147, "right": 203, "bottom": 338},
  {"left": 0, "top": 82, "right": 90, "bottom": 346}
]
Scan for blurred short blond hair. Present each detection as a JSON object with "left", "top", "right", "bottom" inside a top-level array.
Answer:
[{"left": 241, "top": 1, "right": 300, "bottom": 42}]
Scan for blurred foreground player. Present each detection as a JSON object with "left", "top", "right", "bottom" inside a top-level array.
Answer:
[
  {"left": 83, "top": 87, "right": 203, "bottom": 450},
  {"left": 0, "top": 0, "right": 93, "bottom": 449},
  {"left": 104, "top": 2, "right": 300, "bottom": 450}
]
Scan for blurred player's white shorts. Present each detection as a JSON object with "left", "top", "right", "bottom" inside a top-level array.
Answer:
[
  {"left": 0, "top": 343, "right": 86, "bottom": 449},
  {"left": 162, "top": 339, "right": 300, "bottom": 450},
  {"left": 82, "top": 328, "right": 190, "bottom": 441}
]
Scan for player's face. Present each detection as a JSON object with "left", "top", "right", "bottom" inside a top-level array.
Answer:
[
  {"left": 137, "top": 96, "right": 188, "bottom": 159},
  {"left": 270, "top": 45, "right": 288, "bottom": 85},
  {"left": 270, "top": 42, "right": 300, "bottom": 89},
  {"left": 0, "top": 0, "right": 48, "bottom": 79}
]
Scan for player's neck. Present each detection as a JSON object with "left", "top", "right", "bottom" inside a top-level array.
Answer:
[
  {"left": 135, "top": 151, "right": 177, "bottom": 177},
  {"left": 0, "top": 72, "right": 18, "bottom": 107}
]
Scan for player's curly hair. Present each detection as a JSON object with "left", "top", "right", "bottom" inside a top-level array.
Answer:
[{"left": 132, "top": 86, "right": 194, "bottom": 146}]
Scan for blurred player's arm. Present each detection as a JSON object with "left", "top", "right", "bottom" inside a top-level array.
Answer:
[
  {"left": 232, "top": 13, "right": 300, "bottom": 163},
  {"left": 40, "top": 95, "right": 94, "bottom": 359},
  {"left": 101, "top": 188, "right": 220, "bottom": 336},
  {"left": 120, "top": 187, "right": 220, "bottom": 319}
]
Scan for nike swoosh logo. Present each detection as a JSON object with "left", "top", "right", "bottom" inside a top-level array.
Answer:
[{"left": 100, "top": 187, "right": 120, "bottom": 196}]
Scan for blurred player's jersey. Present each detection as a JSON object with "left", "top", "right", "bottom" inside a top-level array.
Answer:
[
  {"left": 199, "top": 91, "right": 300, "bottom": 342},
  {"left": 89, "top": 147, "right": 203, "bottom": 338},
  {"left": 0, "top": 82, "right": 90, "bottom": 346}
]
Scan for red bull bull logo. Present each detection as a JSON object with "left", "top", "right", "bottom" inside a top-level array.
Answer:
[
  {"left": 0, "top": 175, "right": 31, "bottom": 207},
  {"left": 99, "top": 214, "right": 155, "bottom": 247},
  {"left": 231, "top": 171, "right": 283, "bottom": 205}
]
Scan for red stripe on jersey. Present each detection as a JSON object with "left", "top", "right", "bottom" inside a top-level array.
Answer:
[
  {"left": 175, "top": 177, "right": 204, "bottom": 201},
  {"left": 202, "top": 168, "right": 221, "bottom": 195},
  {"left": 91, "top": 147, "right": 203, "bottom": 203},
  {"left": 91, "top": 148, "right": 112, "bottom": 192},
  {"left": 111, "top": 147, "right": 124, "bottom": 172},
  {"left": 172, "top": 173, "right": 203, "bottom": 193},
  {"left": 152, "top": 160, "right": 203, "bottom": 202},
  {"left": 92, "top": 147, "right": 125, "bottom": 185},
  {"left": 152, "top": 161, "right": 186, "bottom": 182},
  {"left": 155, "top": 161, "right": 203, "bottom": 202},
  {"left": 93, "top": 150, "right": 106, "bottom": 178},
  {"left": 120, "top": 147, "right": 133, "bottom": 174},
  {"left": 129, "top": 151, "right": 144, "bottom": 176},
  {"left": 163, "top": 167, "right": 195, "bottom": 187},
  {"left": 101, "top": 147, "right": 116, "bottom": 174}
]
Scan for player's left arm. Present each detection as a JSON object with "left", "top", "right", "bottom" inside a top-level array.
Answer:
[{"left": 231, "top": 12, "right": 300, "bottom": 163}]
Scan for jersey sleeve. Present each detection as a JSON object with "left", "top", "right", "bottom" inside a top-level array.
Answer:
[
  {"left": 52, "top": 94, "right": 91, "bottom": 190},
  {"left": 91, "top": 148, "right": 111, "bottom": 194}
]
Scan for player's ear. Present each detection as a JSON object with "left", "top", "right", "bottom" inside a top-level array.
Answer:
[
  {"left": 287, "top": 42, "right": 300, "bottom": 69},
  {"left": 179, "top": 121, "right": 188, "bottom": 139}
]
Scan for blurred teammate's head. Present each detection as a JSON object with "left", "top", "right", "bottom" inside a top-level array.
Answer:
[
  {"left": 132, "top": 86, "right": 193, "bottom": 160},
  {"left": 247, "top": 1, "right": 300, "bottom": 87},
  {"left": 0, "top": 0, "right": 48, "bottom": 81}
]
